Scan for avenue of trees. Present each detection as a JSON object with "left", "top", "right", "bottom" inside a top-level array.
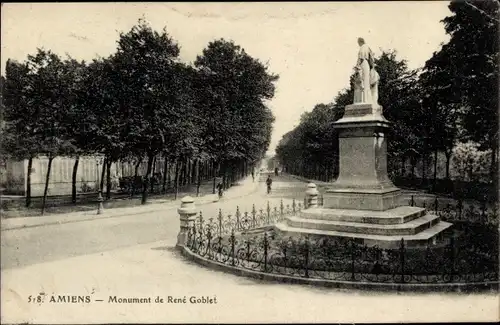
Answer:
[
  {"left": 276, "top": 0, "right": 498, "bottom": 193},
  {"left": 1, "top": 20, "right": 278, "bottom": 213}
]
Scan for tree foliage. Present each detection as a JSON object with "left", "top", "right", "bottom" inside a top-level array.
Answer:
[
  {"left": 277, "top": 0, "right": 498, "bottom": 185},
  {"left": 2, "top": 19, "right": 278, "bottom": 206},
  {"left": 422, "top": 0, "right": 499, "bottom": 178},
  {"left": 194, "top": 39, "right": 278, "bottom": 185}
]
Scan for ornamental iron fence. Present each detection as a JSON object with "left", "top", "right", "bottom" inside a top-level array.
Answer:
[
  {"left": 407, "top": 195, "right": 498, "bottom": 226},
  {"left": 178, "top": 181, "right": 499, "bottom": 286},
  {"left": 182, "top": 194, "right": 498, "bottom": 285},
  {"left": 185, "top": 224, "right": 498, "bottom": 284},
  {"left": 196, "top": 199, "right": 303, "bottom": 237},
  {"left": 303, "top": 194, "right": 498, "bottom": 226}
]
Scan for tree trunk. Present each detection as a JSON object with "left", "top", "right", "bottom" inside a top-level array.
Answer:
[
  {"left": 150, "top": 155, "right": 157, "bottom": 194},
  {"left": 445, "top": 151, "right": 451, "bottom": 180},
  {"left": 187, "top": 160, "right": 192, "bottom": 185},
  {"left": 410, "top": 156, "right": 416, "bottom": 179},
  {"left": 179, "top": 159, "right": 185, "bottom": 186},
  {"left": 41, "top": 156, "right": 54, "bottom": 215},
  {"left": 141, "top": 154, "right": 154, "bottom": 205},
  {"left": 174, "top": 160, "right": 181, "bottom": 200},
  {"left": 132, "top": 158, "right": 142, "bottom": 196},
  {"left": 192, "top": 159, "right": 198, "bottom": 184},
  {"left": 167, "top": 159, "right": 172, "bottom": 189},
  {"left": 421, "top": 155, "right": 427, "bottom": 186},
  {"left": 197, "top": 161, "right": 201, "bottom": 197},
  {"left": 71, "top": 156, "right": 80, "bottom": 204},
  {"left": 433, "top": 149, "right": 438, "bottom": 190},
  {"left": 212, "top": 161, "right": 217, "bottom": 194},
  {"left": 490, "top": 144, "right": 497, "bottom": 182},
  {"left": 162, "top": 157, "right": 168, "bottom": 194},
  {"left": 100, "top": 157, "right": 107, "bottom": 193},
  {"left": 105, "top": 159, "right": 112, "bottom": 200},
  {"left": 400, "top": 156, "right": 405, "bottom": 177},
  {"left": 25, "top": 156, "right": 33, "bottom": 208}
]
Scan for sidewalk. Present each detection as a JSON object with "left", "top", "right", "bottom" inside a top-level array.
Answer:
[{"left": 1, "top": 175, "right": 261, "bottom": 231}]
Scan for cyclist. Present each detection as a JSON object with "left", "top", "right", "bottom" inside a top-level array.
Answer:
[
  {"left": 216, "top": 180, "right": 224, "bottom": 199},
  {"left": 266, "top": 175, "right": 273, "bottom": 194}
]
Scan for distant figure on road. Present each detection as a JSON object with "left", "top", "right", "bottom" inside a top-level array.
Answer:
[
  {"left": 216, "top": 181, "right": 224, "bottom": 199},
  {"left": 274, "top": 167, "right": 279, "bottom": 177},
  {"left": 266, "top": 175, "right": 273, "bottom": 194}
]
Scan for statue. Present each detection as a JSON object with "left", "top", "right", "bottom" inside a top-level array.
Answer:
[{"left": 354, "top": 37, "right": 379, "bottom": 107}]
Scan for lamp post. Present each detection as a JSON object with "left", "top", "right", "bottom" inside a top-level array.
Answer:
[{"left": 96, "top": 157, "right": 104, "bottom": 215}]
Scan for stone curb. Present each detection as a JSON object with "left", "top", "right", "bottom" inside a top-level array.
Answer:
[
  {"left": 1, "top": 178, "right": 261, "bottom": 232},
  {"left": 178, "top": 246, "right": 499, "bottom": 293}
]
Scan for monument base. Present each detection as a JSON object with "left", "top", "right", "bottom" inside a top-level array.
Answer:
[
  {"left": 274, "top": 102, "right": 453, "bottom": 248},
  {"left": 323, "top": 188, "right": 401, "bottom": 211}
]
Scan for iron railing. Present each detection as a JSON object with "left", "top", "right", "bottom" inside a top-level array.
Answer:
[
  {"left": 186, "top": 225, "right": 498, "bottom": 284},
  {"left": 304, "top": 194, "right": 498, "bottom": 226},
  {"left": 184, "top": 196, "right": 498, "bottom": 285},
  {"left": 197, "top": 199, "right": 303, "bottom": 237}
]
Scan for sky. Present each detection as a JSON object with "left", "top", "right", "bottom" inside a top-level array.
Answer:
[{"left": 1, "top": 2, "right": 451, "bottom": 155}]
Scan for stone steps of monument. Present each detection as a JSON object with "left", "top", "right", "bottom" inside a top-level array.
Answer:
[
  {"left": 299, "top": 206, "right": 426, "bottom": 225},
  {"left": 285, "top": 213, "right": 441, "bottom": 236},
  {"left": 274, "top": 221, "right": 453, "bottom": 249}
]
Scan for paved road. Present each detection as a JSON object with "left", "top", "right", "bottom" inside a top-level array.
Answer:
[{"left": 1, "top": 174, "right": 306, "bottom": 270}]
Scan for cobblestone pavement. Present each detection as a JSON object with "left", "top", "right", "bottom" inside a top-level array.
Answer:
[{"left": 1, "top": 174, "right": 498, "bottom": 323}]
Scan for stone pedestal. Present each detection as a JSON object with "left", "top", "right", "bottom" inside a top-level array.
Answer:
[
  {"left": 323, "top": 103, "right": 400, "bottom": 211},
  {"left": 176, "top": 196, "right": 198, "bottom": 247},
  {"left": 275, "top": 103, "right": 452, "bottom": 248}
]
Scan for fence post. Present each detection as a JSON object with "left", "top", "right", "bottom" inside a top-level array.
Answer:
[
  {"left": 191, "top": 217, "right": 198, "bottom": 251},
  {"left": 176, "top": 196, "right": 197, "bottom": 248},
  {"left": 399, "top": 238, "right": 405, "bottom": 283},
  {"left": 218, "top": 209, "right": 223, "bottom": 237},
  {"left": 230, "top": 229, "right": 236, "bottom": 266},
  {"left": 448, "top": 236, "right": 455, "bottom": 281},
  {"left": 410, "top": 195, "right": 414, "bottom": 207},
  {"left": 266, "top": 201, "right": 271, "bottom": 224},
  {"left": 292, "top": 198, "right": 297, "bottom": 214},
  {"left": 235, "top": 206, "right": 241, "bottom": 231},
  {"left": 434, "top": 197, "right": 439, "bottom": 214},
  {"left": 350, "top": 241, "right": 356, "bottom": 281},
  {"left": 304, "top": 236, "right": 310, "bottom": 278},
  {"left": 263, "top": 232, "right": 268, "bottom": 272},
  {"left": 305, "top": 183, "right": 319, "bottom": 209},
  {"left": 280, "top": 199, "right": 284, "bottom": 219}
]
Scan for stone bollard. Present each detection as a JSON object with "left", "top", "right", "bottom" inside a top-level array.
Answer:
[
  {"left": 176, "top": 196, "right": 197, "bottom": 247},
  {"left": 305, "top": 183, "right": 319, "bottom": 209},
  {"left": 97, "top": 190, "right": 104, "bottom": 215}
]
